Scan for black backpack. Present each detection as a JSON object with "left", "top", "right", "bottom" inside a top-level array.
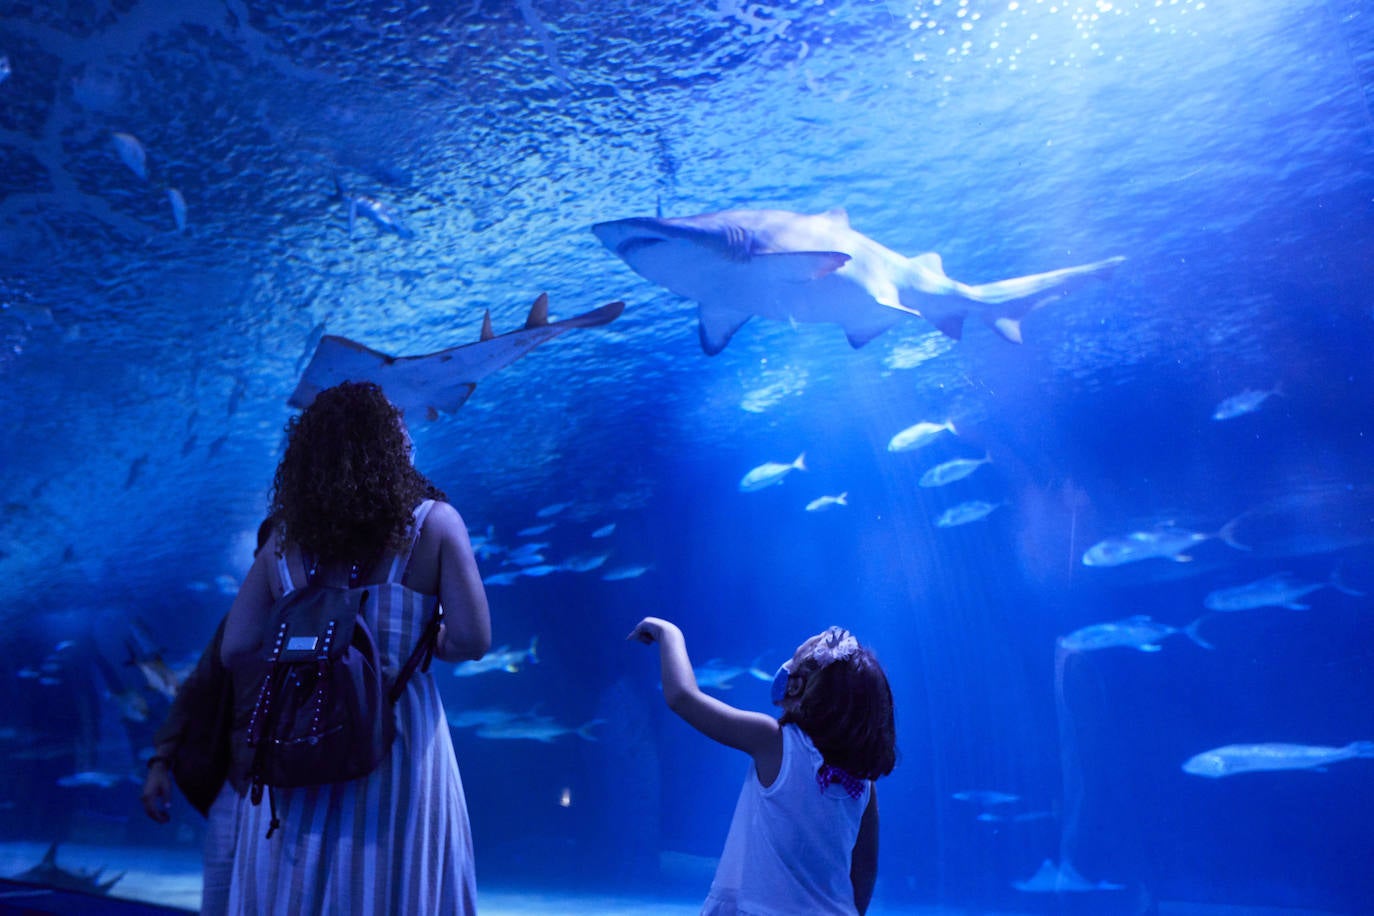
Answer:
[{"left": 240, "top": 575, "right": 439, "bottom": 838}]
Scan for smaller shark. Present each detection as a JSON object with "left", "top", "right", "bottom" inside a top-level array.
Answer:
[
  {"left": 289, "top": 294, "right": 624, "bottom": 419},
  {"left": 592, "top": 208, "right": 1124, "bottom": 354}
]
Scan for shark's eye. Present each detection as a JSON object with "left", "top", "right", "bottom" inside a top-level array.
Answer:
[{"left": 617, "top": 236, "right": 665, "bottom": 257}]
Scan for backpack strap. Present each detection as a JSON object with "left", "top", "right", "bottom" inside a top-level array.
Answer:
[{"left": 384, "top": 499, "right": 437, "bottom": 585}]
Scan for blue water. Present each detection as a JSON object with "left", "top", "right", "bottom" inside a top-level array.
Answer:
[{"left": 2, "top": 0, "right": 1373, "bottom": 913}]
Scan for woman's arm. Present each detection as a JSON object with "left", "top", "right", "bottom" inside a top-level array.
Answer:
[
  {"left": 851, "top": 786, "right": 879, "bottom": 914},
  {"left": 218, "top": 546, "right": 275, "bottom": 667},
  {"left": 431, "top": 502, "right": 492, "bottom": 662},
  {"left": 628, "top": 617, "right": 782, "bottom": 784}
]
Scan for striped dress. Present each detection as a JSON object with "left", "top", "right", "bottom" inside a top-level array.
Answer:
[{"left": 228, "top": 500, "right": 477, "bottom": 915}]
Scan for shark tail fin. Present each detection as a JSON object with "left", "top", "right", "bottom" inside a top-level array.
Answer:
[
  {"left": 578, "top": 719, "right": 607, "bottom": 741},
  {"left": 794, "top": 453, "right": 807, "bottom": 472},
  {"left": 1329, "top": 567, "right": 1365, "bottom": 597},
  {"left": 960, "top": 256, "right": 1126, "bottom": 305},
  {"left": 529, "top": 635, "right": 540, "bottom": 664},
  {"left": 1183, "top": 618, "right": 1214, "bottom": 651},
  {"left": 479, "top": 311, "right": 495, "bottom": 342},
  {"left": 1217, "top": 517, "right": 1253, "bottom": 551},
  {"left": 525, "top": 292, "right": 550, "bottom": 329}
]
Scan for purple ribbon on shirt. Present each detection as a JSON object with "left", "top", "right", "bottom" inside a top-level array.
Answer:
[{"left": 816, "top": 763, "right": 865, "bottom": 800}]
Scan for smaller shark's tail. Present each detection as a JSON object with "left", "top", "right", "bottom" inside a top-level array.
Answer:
[
  {"left": 577, "top": 719, "right": 607, "bottom": 741},
  {"left": 1183, "top": 618, "right": 1214, "bottom": 651}
]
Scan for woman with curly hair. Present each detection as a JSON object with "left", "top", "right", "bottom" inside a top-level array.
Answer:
[{"left": 221, "top": 381, "right": 491, "bottom": 915}]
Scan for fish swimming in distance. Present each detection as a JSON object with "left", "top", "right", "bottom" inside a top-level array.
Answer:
[
  {"left": 888, "top": 419, "right": 956, "bottom": 453},
  {"left": 919, "top": 454, "right": 991, "bottom": 488},
  {"left": 805, "top": 492, "right": 848, "bottom": 512},
  {"left": 692, "top": 658, "right": 771, "bottom": 691},
  {"left": 288, "top": 294, "right": 624, "bottom": 420},
  {"left": 951, "top": 790, "right": 1020, "bottom": 807},
  {"left": 57, "top": 771, "right": 131, "bottom": 789},
  {"left": 452, "top": 636, "right": 538, "bottom": 676},
  {"left": 1183, "top": 741, "right": 1374, "bottom": 778},
  {"left": 1203, "top": 570, "right": 1364, "bottom": 612},
  {"left": 1212, "top": 384, "right": 1282, "bottom": 421},
  {"left": 167, "top": 188, "right": 187, "bottom": 233},
  {"left": 740, "top": 453, "right": 806, "bottom": 491},
  {"left": 475, "top": 716, "right": 605, "bottom": 743},
  {"left": 1082, "top": 522, "right": 1242, "bottom": 567},
  {"left": 592, "top": 523, "right": 616, "bottom": 538},
  {"left": 1058, "top": 614, "right": 1213, "bottom": 653},
  {"left": 592, "top": 208, "right": 1124, "bottom": 354},
  {"left": 125, "top": 640, "right": 181, "bottom": 701},
  {"left": 602, "top": 563, "right": 653, "bottom": 581},
  {"left": 111, "top": 131, "right": 147, "bottom": 180},
  {"left": 335, "top": 176, "right": 414, "bottom": 238},
  {"left": 935, "top": 500, "right": 1004, "bottom": 528}
]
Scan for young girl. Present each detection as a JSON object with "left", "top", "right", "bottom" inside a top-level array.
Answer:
[{"left": 628, "top": 617, "right": 896, "bottom": 915}]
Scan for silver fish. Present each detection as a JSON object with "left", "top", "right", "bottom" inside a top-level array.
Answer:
[
  {"left": 476, "top": 717, "right": 605, "bottom": 743},
  {"left": 1203, "top": 571, "right": 1364, "bottom": 612},
  {"left": 1213, "top": 384, "right": 1282, "bottom": 421},
  {"left": 591, "top": 523, "right": 616, "bottom": 538},
  {"left": 693, "top": 659, "right": 771, "bottom": 691},
  {"left": 452, "top": 637, "right": 538, "bottom": 676},
  {"left": 952, "top": 790, "right": 1020, "bottom": 806},
  {"left": 935, "top": 500, "right": 1004, "bottom": 528},
  {"left": 805, "top": 492, "right": 848, "bottom": 512},
  {"left": 887, "top": 419, "right": 955, "bottom": 453},
  {"left": 111, "top": 132, "right": 146, "bottom": 180},
  {"left": 1183, "top": 741, "right": 1374, "bottom": 778},
  {"left": 740, "top": 453, "right": 806, "bottom": 491},
  {"left": 919, "top": 454, "right": 991, "bottom": 488},
  {"left": 1058, "top": 614, "right": 1212, "bottom": 653},
  {"left": 602, "top": 564, "right": 653, "bottom": 581},
  {"left": 1082, "top": 525, "right": 1221, "bottom": 567}
]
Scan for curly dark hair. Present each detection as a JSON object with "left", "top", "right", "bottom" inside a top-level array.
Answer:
[
  {"left": 780, "top": 643, "right": 897, "bottom": 781},
  {"left": 270, "top": 381, "right": 445, "bottom": 566}
]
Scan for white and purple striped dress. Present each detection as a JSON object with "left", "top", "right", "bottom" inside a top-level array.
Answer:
[{"left": 228, "top": 500, "right": 477, "bottom": 915}]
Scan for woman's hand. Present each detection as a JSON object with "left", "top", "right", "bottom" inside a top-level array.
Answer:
[
  {"left": 627, "top": 616, "right": 678, "bottom": 646},
  {"left": 140, "top": 762, "right": 173, "bottom": 824}
]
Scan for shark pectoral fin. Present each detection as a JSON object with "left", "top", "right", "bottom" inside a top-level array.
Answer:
[
  {"left": 524, "top": 292, "right": 551, "bottom": 329},
  {"left": 699, "top": 307, "right": 752, "bottom": 355},
  {"left": 844, "top": 320, "right": 898, "bottom": 349},
  {"left": 758, "top": 251, "right": 850, "bottom": 282},
  {"left": 989, "top": 315, "right": 1023, "bottom": 344}
]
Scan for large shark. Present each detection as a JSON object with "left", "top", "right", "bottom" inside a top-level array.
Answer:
[
  {"left": 592, "top": 208, "right": 1124, "bottom": 354},
  {"left": 288, "top": 294, "right": 623, "bottom": 418}
]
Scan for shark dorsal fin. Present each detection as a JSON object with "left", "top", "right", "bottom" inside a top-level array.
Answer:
[
  {"left": 699, "top": 308, "right": 752, "bottom": 355},
  {"left": 524, "top": 292, "right": 550, "bottom": 329},
  {"left": 479, "top": 311, "right": 494, "bottom": 342}
]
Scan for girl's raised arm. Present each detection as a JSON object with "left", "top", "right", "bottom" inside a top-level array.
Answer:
[{"left": 629, "top": 617, "right": 783, "bottom": 784}]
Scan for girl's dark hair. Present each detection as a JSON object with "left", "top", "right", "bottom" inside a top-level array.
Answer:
[
  {"left": 780, "top": 644, "right": 897, "bottom": 780},
  {"left": 270, "top": 381, "right": 445, "bottom": 565}
]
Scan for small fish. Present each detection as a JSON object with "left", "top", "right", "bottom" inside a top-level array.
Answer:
[
  {"left": 125, "top": 641, "right": 181, "bottom": 701},
  {"left": 936, "top": 500, "right": 1004, "bottom": 528},
  {"left": 1082, "top": 524, "right": 1227, "bottom": 567},
  {"left": 1183, "top": 741, "right": 1374, "bottom": 778},
  {"left": 335, "top": 177, "right": 414, "bottom": 239},
  {"left": 602, "top": 564, "right": 653, "bottom": 581},
  {"left": 520, "top": 564, "right": 560, "bottom": 577},
  {"left": 919, "top": 454, "right": 991, "bottom": 488},
  {"left": 591, "top": 523, "right": 616, "bottom": 538},
  {"left": 507, "top": 542, "right": 549, "bottom": 558},
  {"left": 452, "top": 637, "right": 538, "bottom": 677},
  {"left": 107, "top": 688, "right": 150, "bottom": 723},
  {"left": 692, "top": 658, "right": 771, "bottom": 691},
  {"left": 167, "top": 188, "right": 187, "bottom": 232},
  {"left": 1058, "top": 615, "right": 1212, "bottom": 653},
  {"left": 952, "top": 790, "right": 1020, "bottom": 807},
  {"left": 475, "top": 717, "right": 605, "bottom": 743},
  {"left": 0, "top": 55, "right": 11, "bottom": 85},
  {"left": 977, "top": 810, "right": 1054, "bottom": 824},
  {"left": 805, "top": 492, "right": 848, "bottom": 512},
  {"left": 1203, "top": 571, "right": 1364, "bottom": 612},
  {"left": 111, "top": 132, "right": 147, "bottom": 180},
  {"left": 1212, "top": 384, "right": 1282, "bottom": 421},
  {"left": 447, "top": 707, "right": 528, "bottom": 730},
  {"left": 561, "top": 551, "right": 610, "bottom": 573},
  {"left": 887, "top": 420, "right": 955, "bottom": 453},
  {"left": 518, "top": 523, "right": 555, "bottom": 537},
  {"left": 506, "top": 553, "right": 547, "bottom": 567},
  {"left": 537, "top": 501, "right": 573, "bottom": 518},
  {"left": 739, "top": 453, "right": 806, "bottom": 492},
  {"left": 57, "top": 771, "right": 130, "bottom": 789},
  {"left": 123, "top": 453, "right": 149, "bottom": 490},
  {"left": 482, "top": 571, "right": 523, "bottom": 586}
]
